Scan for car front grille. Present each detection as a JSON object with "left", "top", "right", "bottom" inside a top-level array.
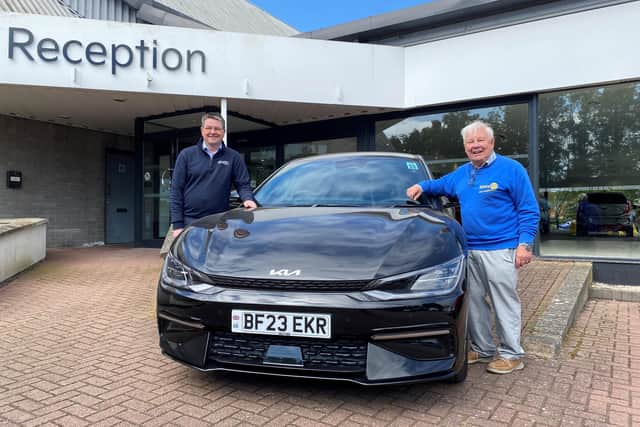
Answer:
[
  {"left": 209, "top": 332, "right": 367, "bottom": 372},
  {"left": 201, "top": 275, "right": 373, "bottom": 291}
]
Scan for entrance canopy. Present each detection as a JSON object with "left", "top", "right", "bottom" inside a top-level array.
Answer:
[
  {"left": 0, "top": 13, "right": 403, "bottom": 135},
  {"left": 1, "top": 3, "right": 638, "bottom": 135}
]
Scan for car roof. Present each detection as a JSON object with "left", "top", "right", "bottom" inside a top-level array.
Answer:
[
  {"left": 586, "top": 192, "right": 628, "bottom": 203},
  {"left": 285, "top": 151, "right": 426, "bottom": 166}
]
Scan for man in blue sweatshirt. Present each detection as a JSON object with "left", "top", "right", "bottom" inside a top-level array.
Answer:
[
  {"left": 170, "top": 113, "right": 256, "bottom": 238},
  {"left": 406, "top": 120, "right": 539, "bottom": 375}
]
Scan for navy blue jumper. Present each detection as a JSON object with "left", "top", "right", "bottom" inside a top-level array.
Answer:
[{"left": 170, "top": 139, "right": 254, "bottom": 229}]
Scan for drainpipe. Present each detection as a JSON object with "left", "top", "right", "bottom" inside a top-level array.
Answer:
[{"left": 221, "top": 98, "right": 228, "bottom": 146}]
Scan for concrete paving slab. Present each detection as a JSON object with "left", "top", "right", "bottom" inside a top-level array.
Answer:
[
  {"left": 523, "top": 262, "right": 591, "bottom": 358},
  {"left": 591, "top": 282, "right": 640, "bottom": 302}
]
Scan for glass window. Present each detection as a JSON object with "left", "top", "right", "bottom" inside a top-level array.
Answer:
[
  {"left": 237, "top": 146, "right": 276, "bottom": 188},
  {"left": 284, "top": 137, "right": 357, "bottom": 162},
  {"left": 376, "top": 104, "right": 529, "bottom": 178},
  {"left": 539, "top": 82, "right": 640, "bottom": 259}
]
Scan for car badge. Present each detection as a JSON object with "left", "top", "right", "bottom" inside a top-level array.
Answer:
[{"left": 269, "top": 269, "right": 301, "bottom": 277}]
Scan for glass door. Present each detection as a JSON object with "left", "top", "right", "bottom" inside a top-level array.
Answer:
[
  {"left": 143, "top": 130, "right": 201, "bottom": 240},
  {"left": 142, "top": 132, "right": 174, "bottom": 240}
]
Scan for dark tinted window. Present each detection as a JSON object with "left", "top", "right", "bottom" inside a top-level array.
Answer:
[
  {"left": 587, "top": 193, "right": 627, "bottom": 204},
  {"left": 255, "top": 156, "right": 429, "bottom": 207}
]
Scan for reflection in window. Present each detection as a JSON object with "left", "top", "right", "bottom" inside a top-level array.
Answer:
[
  {"left": 284, "top": 137, "right": 357, "bottom": 162},
  {"left": 238, "top": 146, "right": 276, "bottom": 188},
  {"left": 376, "top": 104, "right": 528, "bottom": 178},
  {"left": 539, "top": 81, "right": 640, "bottom": 259}
]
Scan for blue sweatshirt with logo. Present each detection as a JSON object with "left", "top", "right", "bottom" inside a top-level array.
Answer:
[
  {"left": 418, "top": 154, "right": 539, "bottom": 250},
  {"left": 170, "top": 140, "right": 254, "bottom": 229}
]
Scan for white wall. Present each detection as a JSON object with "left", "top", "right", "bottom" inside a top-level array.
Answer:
[
  {"left": 405, "top": 1, "right": 640, "bottom": 107},
  {"left": 0, "top": 219, "right": 46, "bottom": 282},
  {"left": 0, "top": 13, "right": 405, "bottom": 108}
]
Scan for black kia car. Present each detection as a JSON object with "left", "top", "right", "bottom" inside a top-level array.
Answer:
[{"left": 157, "top": 152, "right": 469, "bottom": 385}]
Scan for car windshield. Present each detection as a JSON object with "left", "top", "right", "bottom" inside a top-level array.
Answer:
[{"left": 255, "top": 156, "right": 430, "bottom": 207}]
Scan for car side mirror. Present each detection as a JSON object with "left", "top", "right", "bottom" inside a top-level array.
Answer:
[{"left": 442, "top": 197, "right": 462, "bottom": 223}]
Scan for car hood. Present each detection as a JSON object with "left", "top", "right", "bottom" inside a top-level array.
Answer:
[{"left": 175, "top": 207, "right": 465, "bottom": 281}]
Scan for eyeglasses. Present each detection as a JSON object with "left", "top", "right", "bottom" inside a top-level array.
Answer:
[{"left": 203, "top": 126, "right": 224, "bottom": 132}]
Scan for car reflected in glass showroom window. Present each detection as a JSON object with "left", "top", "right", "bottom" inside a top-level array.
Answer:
[{"left": 576, "top": 192, "right": 634, "bottom": 237}]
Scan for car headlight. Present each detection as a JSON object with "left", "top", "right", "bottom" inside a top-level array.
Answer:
[
  {"left": 161, "top": 252, "right": 224, "bottom": 294},
  {"left": 161, "top": 252, "right": 192, "bottom": 289},
  {"left": 364, "top": 255, "right": 465, "bottom": 301}
]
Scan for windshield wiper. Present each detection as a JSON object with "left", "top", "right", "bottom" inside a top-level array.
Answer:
[
  {"left": 391, "top": 199, "right": 430, "bottom": 207},
  {"left": 311, "top": 203, "right": 363, "bottom": 207}
]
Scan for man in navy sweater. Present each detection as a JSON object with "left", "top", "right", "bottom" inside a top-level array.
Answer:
[
  {"left": 406, "top": 120, "right": 539, "bottom": 375},
  {"left": 170, "top": 113, "right": 257, "bottom": 238}
]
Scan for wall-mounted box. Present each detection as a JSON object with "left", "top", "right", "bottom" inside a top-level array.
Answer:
[{"left": 7, "top": 171, "right": 22, "bottom": 189}]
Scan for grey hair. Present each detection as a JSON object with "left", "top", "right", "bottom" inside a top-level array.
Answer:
[
  {"left": 461, "top": 120, "right": 494, "bottom": 142},
  {"left": 201, "top": 112, "right": 226, "bottom": 130}
]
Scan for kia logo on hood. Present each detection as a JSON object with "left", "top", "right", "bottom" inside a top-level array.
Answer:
[{"left": 269, "top": 269, "right": 301, "bottom": 277}]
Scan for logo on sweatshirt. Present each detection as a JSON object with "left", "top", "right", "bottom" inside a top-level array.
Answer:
[
  {"left": 479, "top": 182, "right": 499, "bottom": 193},
  {"left": 217, "top": 160, "right": 230, "bottom": 166}
]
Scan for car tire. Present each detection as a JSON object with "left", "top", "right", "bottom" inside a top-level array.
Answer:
[
  {"left": 447, "top": 359, "right": 468, "bottom": 383},
  {"left": 445, "top": 339, "right": 468, "bottom": 383}
]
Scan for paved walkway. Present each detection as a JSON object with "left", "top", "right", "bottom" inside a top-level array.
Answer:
[{"left": 0, "top": 248, "right": 638, "bottom": 426}]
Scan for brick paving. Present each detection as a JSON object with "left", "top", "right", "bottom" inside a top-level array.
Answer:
[{"left": 0, "top": 248, "right": 638, "bottom": 426}]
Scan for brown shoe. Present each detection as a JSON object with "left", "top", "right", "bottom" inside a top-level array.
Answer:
[
  {"left": 468, "top": 351, "right": 492, "bottom": 365},
  {"left": 486, "top": 358, "right": 524, "bottom": 374}
]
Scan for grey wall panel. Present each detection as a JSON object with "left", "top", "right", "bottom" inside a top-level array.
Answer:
[
  {"left": 0, "top": 115, "right": 134, "bottom": 247},
  {"left": 0, "top": 0, "right": 78, "bottom": 17}
]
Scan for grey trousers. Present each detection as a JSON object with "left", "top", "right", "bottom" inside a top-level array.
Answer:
[{"left": 467, "top": 248, "right": 524, "bottom": 360}]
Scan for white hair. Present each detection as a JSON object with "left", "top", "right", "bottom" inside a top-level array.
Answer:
[{"left": 460, "top": 120, "right": 494, "bottom": 142}]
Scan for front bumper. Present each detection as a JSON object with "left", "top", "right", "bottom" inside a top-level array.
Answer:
[{"left": 157, "top": 280, "right": 467, "bottom": 385}]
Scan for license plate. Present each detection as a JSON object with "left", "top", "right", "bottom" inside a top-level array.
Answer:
[{"left": 231, "top": 310, "right": 331, "bottom": 339}]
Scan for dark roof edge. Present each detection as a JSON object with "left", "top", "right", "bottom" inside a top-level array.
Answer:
[
  {"left": 297, "top": 0, "right": 628, "bottom": 43},
  {"left": 56, "top": 0, "right": 84, "bottom": 18}
]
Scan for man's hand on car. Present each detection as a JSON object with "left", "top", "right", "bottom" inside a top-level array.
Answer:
[{"left": 406, "top": 184, "right": 423, "bottom": 200}]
